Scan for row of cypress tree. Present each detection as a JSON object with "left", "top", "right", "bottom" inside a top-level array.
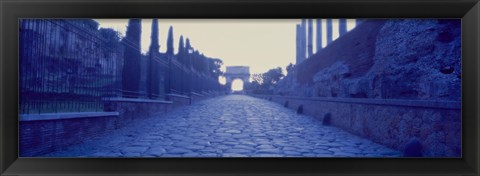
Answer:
[{"left": 121, "top": 19, "right": 223, "bottom": 98}]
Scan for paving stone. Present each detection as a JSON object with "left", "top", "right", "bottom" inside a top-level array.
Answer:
[
  {"left": 182, "top": 152, "right": 200, "bottom": 157},
  {"left": 122, "top": 146, "right": 149, "bottom": 153},
  {"left": 232, "top": 145, "right": 256, "bottom": 151},
  {"left": 225, "top": 148, "right": 253, "bottom": 154},
  {"left": 168, "top": 148, "right": 193, "bottom": 154},
  {"left": 198, "top": 153, "right": 219, "bottom": 157},
  {"left": 312, "top": 149, "right": 333, "bottom": 154},
  {"left": 195, "top": 140, "right": 212, "bottom": 146},
  {"left": 145, "top": 147, "right": 167, "bottom": 156},
  {"left": 143, "top": 136, "right": 164, "bottom": 140},
  {"left": 43, "top": 95, "right": 400, "bottom": 158},
  {"left": 283, "top": 151, "right": 302, "bottom": 155},
  {"left": 256, "top": 154, "right": 284, "bottom": 157},
  {"left": 153, "top": 141, "right": 174, "bottom": 146},
  {"left": 257, "top": 148, "right": 281, "bottom": 154},
  {"left": 183, "top": 145, "right": 206, "bottom": 150},
  {"left": 315, "top": 153, "right": 336, "bottom": 157},
  {"left": 257, "top": 144, "right": 276, "bottom": 149},
  {"left": 225, "top": 130, "right": 242, "bottom": 134},
  {"left": 222, "top": 153, "right": 249, "bottom": 157},
  {"left": 333, "top": 152, "right": 357, "bottom": 157},
  {"left": 122, "top": 153, "right": 142, "bottom": 157}
]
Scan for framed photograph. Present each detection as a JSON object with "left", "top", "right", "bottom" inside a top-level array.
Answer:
[{"left": 1, "top": 0, "right": 479, "bottom": 175}]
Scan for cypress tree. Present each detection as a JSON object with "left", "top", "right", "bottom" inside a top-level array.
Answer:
[
  {"left": 122, "top": 19, "right": 142, "bottom": 98},
  {"left": 185, "top": 38, "right": 192, "bottom": 67},
  {"left": 163, "top": 26, "right": 174, "bottom": 95},
  {"left": 166, "top": 26, "right": 174, "bottom": 56},
  {"left": 147, "top": 19, "right": 159, "bottom": 99},
  {"left": 177, "top": 35, "right": 185, "bottom": 64},
  {"left": 148, "top": 19, "right": 160, "bottom": 54}
]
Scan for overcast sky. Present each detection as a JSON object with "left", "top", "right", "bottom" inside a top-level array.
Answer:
[{"left": 94, "top": 19, "right": 356, "bottom": 77}]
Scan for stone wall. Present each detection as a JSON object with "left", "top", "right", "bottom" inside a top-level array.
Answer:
[
  {"left": 19, "top": 112, "right": 119, "bottom": 156},
  {"left": 103, "top": 98, "right": 173, "bottom": 127},
  {"left": 251, "top": 95, "right": 461, "bottom": 157},
  {"left": 191, "top": 92, "right": 207, "bottom": 103},
  {"left": 276, "top": 19, "right": 461, "bottom": 101},
  {"left": 167, "top": 94, "right": 191, "bottom": 109},
  {"left": 191, "top": 91, "right": 225, "bottom": 103},
  {"left": 20, "top": 93, "right": 222, "bottom": 157}
]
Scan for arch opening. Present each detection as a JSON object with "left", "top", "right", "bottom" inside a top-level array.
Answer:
[{"left": 231, "top": 79, "right": 244, "bottom": 91}]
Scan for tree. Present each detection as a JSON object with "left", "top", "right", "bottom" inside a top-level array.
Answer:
[
  {"left": 244, "top": 67, "right": 284, "bottom": 93},
  {"left": 185, "top": 38, "right": 192, "bottom": 67},
  {"left": 262, "top": 67, "right": 284, "bottom": 87},
  {"left": 251, "top": 73, "right": 263, "bottom": 85},
  {"left": 99, "top": 28, "right": 121, "bottom": 52},
  {"left": 286, "top": 63, "right": 294, "bottom": 75},
  {"left": 166, "top": 26, "right": 174, "bottom": 56},
  {"left": 147, "top": 19, "right": 160, "bottom": 99},
  {"left": 122, "top": 19, "right": 142, "bottom": 98},
  {"left": 177, "top": 35, "right": 185, "bottom": 65},
  {"left": 208, "top": 58, "right": 223, "bottom": 79}
]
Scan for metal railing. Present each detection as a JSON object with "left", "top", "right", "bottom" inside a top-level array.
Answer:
[{"left": 19, "top": 19, "right": 225, "bottom": 114}]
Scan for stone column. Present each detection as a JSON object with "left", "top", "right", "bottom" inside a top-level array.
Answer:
[
  {"left": 300, "top": 19, "right": 306, "bottom": 62},
  {"left": 339, "top": 19, "right": 347, "bottom": 37},
  {"left": 316, "top": 19, "right": 322, "bottom": 52},
  {"left": 307, "top": 19, "right": 313, "bottom": 58},
  {"left": 296, "top": 19, "right": 307, "bottom": 64},
  {"left": 296, "top": 24, "right": 301, "bottom": 64},
  {"left": 326, "top": 19, "right": 333, "bottom": 46}
]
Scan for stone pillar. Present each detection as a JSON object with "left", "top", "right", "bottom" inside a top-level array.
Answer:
[
  {"left": 307, "top": 19, "right": 313, "bottom": 58},
  {"left": 326, "top": 19, "right": 333, "bottom": 46},
  {"left": 296, "top": 24, "right": 302, "bottom": 64},
  {"left": 296, "top": 19, "right": 307, "bottom": 64},
  {"left": 316, "top": 19, "right": 322, "bottom": 52},
  {"left": 300, "top": 19, "right": 306, "bottom": 62},
  {"left": 339, "top": 19, "right": 347, "bottom": 37}
]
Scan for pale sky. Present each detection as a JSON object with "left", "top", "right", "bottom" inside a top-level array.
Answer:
[{"left": 94, "top": 19, "right": 356, "bottom": 77}]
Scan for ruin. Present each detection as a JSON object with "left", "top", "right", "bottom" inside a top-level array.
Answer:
[
  {"left": 296, "top": 18, "right": 353, "bottom": 64},
  {"left": 224, "top": 66, "right": 250, "bottom": 91}
]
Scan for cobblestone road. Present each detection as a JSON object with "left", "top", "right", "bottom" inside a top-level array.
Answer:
[{"left": 45, "top": 95, "right": 401, "bottom": 157}]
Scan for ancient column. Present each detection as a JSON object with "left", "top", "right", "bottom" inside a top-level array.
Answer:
[
  {"left": 296, "top": 24, "right": 302, "bottom": 64},
  {"left": 300, "top": 19, "right": 306, "bottom": 62},
  {"left": 307, "top": 19, "right": 313, "bottom": 58},
  {"left": 326, "top": 19, "right": 333, "bottom": 46},
  {"left": 339, "top": 19, "right": 347, "bottom": 37},
  {"left": 316, "top": 19, "right": 322, "bottom": 52}
]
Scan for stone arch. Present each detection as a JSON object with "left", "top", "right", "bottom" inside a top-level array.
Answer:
[{"left": 224, "top": 66, "right": 250, "bottom": 92}]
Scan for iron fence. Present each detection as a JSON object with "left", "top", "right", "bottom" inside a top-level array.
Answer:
[
  {"left": 20, "top": 19, "right": 119, "bottom": 114},
  {"left": 20, "top": 19, "right": 225, "bottom": 114}
]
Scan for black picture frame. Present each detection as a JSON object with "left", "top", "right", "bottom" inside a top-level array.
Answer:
[{"left": 1, "top": 0, "right": 479, "bottom": 175}]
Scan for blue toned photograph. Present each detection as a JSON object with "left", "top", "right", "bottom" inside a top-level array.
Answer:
[{"left": 19, "top": 19, "right": 461, "bottom": 158}]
